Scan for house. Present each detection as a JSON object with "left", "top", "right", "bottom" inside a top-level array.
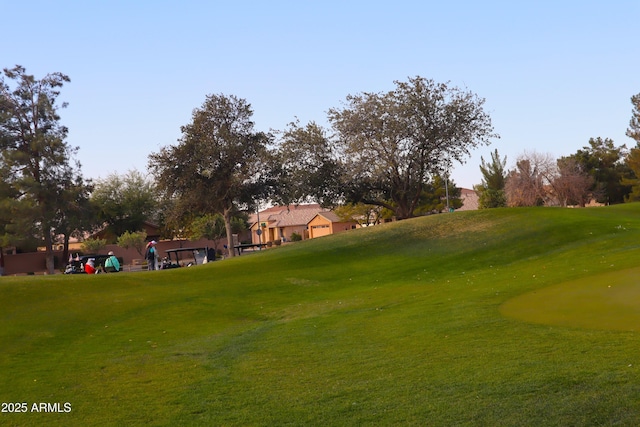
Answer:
[
  {"left": 249, "top": 204, "right": 359, "bottom": 244},
  {"left": 307, "top": 211, "right": 358, "bottom": 238},
  {"left": 456, "top": 188, "right": 479, "bottom": 211},
  {"left": 249, "top": 204, "right": 325, "bottom": 244}
]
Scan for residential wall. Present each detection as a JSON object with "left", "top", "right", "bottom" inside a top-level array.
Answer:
[
  {"left": 457, "top": 188, "right": 479, "bottom": 211},
  {"left": 280, "top": 225, "right": 309, "bottom": 242},
  {"left": 332, "top": 222, "right": 358, "bottom": 235},
  {"left": 250, "top": 223, "right": 309, "bottom": 244},
  {"left": 308, "top": 216, "right": 332, "bottom": 239},
  {"left": 250, "top": 223, "right": 266, "bottom": 245},
  {"left": 2, "top": 237, "right": 223, "bottom": 276}
]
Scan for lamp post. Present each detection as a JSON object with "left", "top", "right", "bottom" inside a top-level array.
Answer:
[
  {"left": 445, "top": 174, "right": 450, "bottom": 212},
  {"left": 256, "top": 207, "right": 262, "bottom": 249}
]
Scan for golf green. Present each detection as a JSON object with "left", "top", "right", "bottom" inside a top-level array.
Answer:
[{"left": 501, "top": 266, "right": 640, "bottom": 331}]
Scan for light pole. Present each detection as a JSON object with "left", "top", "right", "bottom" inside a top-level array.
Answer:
[
  {"left": 445, "top": 174, "right": 450, "bottom": 212},
  {"left": 256, "top": 206, "right": 262, "bottom": 249}
]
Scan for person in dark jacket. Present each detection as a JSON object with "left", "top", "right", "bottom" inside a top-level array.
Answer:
[{"left": 144, "top": 241, "right": 158, "bottom": 271}]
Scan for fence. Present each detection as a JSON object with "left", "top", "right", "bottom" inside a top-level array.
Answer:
[{"left": 2, "top": 238, "right": 224, "bottom": 276}]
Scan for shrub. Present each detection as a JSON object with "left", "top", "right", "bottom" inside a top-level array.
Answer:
[
  {"left": 81, "top": 238, "right": 107, "bottom": 254},
  {"left": 117, "top": 231, "right": 147, "bottom": 257}
]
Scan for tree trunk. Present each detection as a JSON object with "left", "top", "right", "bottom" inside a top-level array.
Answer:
[
  {"left": 394, "top": 200, "right": 414, "bottom": 220},
  {"left": 223, "top": 207, "right": 235, "bottom": 258},
  {"left": 62, "top": 234, "right": 70, "bottom": 268},
  {"left": 44, "top": 232, "right": 55, "bottom": 274}
]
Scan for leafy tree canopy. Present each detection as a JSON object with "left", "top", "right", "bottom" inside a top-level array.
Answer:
[
  {"left": 117, "top": 230, "right": 147, "bottom": 257},
  {"left": 333, "top": 203, "right": 384, "bottom": 226},
  {"left": 91, "top": 169, "right": 157, "bottom": 240},
  {"left": 567, "top": 137, "right": 631, "bottom": 204},
  {"left": 81, "top": 238, "right": 106, "bottom": 254},
  {"left": 328, "top": 76, "right": 497, "bottom": 219},
  {"left": 149, "top": 94, "right": 272, "bottom": 256},
  {"left": 275, "top": 120, "right": 342, "bottom": 207},
  {"left": 413, "top": 175, "right": 462, "bottom": 215},
  {"left": 188, "top": 213, "right": 247, "bottom": 251},
  {"left": 0, "top": 65, "right": 83, "bottom": 273}
]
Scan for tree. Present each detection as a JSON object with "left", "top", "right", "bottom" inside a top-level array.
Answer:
[
  {"left": 149, "top": 94, "right": 272, "bottom": 256},
  {"left": 0, "top": 167, "right": 20, "bottom": 248},
  {"left": 333, "top": 203, "right": 384, "bottom": 226},
  {"left": 475, "top": 149, "right": 507, "bottom": 209},
  {"left": 117, "top": 230, "right": 147, "bottom": 257},
  {"left": 552, "top": 157, "right": 593, "bottom": 207},
  {"left": 189, "top": 213, "right": 226, "bottom": 244},
  {"left": 623, "top": 94, "right": 640, "bottom": 201},
  {"left": 91, "top": 169, "right": 157, "bottom": 241},
  {"left": 626, "top": 93, "right": 640, "bottom": 146},
  {"left": 567, "top": 137, "right": 630, "bottom": 205},
  {"left": 0, "top": 65, "right": 80, "bottom": 273},
  {"left": 504, "top": 152, "right": 555, "bottom": 207},
  {"left": 81, "top": 238, "right": 106, "bottom": 254},
  {"left": 328, "top": 76, "right": 497, "bottom": 219},
  {"left": 53, "top": 174, "right": 94, "bottom": 265},
  {"left": 275, "top": 120, "right": 342, "bottom": 207},
  {"left": 188, "top": 213, "right": 246, "bottom": 252},
  {"left": 622, "top": 146, "right": 640, "bottom": 202},
  {"left": 413, "top": 175, "right": 462, "bottom": 215}
]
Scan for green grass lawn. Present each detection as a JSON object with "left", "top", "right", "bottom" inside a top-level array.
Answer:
[{"left": 3, "top": 204, "right": 640, "bottom": 426}]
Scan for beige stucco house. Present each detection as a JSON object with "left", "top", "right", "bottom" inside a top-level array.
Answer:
[
  {"left": 249, "top": 204, "right": 359, "bottom": 244},
  {"left": 249, "top": 204, "right": 324, "bottom": 244},
  {"left": 307, "top": 211, "right": 358, "bottom": 239}
]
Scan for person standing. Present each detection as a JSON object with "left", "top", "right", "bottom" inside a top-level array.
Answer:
[{"left": 145, "top": 241, "right": 158, "bottom": 271}]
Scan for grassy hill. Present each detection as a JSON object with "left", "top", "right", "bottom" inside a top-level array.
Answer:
[{"left": 3, "top": 204, "right": 640, "bottom": 426}]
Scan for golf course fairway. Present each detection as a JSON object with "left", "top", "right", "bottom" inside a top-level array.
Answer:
[{"left": 3, "top": 204, "right": 640, "bottom": 425}]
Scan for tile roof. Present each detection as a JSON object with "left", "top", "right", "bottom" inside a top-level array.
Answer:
[
  {"left": 250, "top": 204, "right": 326, "bottom": 227},
  {"left": 313, "top": 211, "right": 343, "bottom": 223},
  {"left": 270, "top": 209, "right": 325, "bottom": 227}
]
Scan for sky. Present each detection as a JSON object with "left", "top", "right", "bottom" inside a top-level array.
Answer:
[{"left": 3, "top": 0, "right": 639, "bottom": 189}]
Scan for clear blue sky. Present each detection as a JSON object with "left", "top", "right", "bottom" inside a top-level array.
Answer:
[{"left": 3, "top": 0, "right": 639, "bottom": 189}]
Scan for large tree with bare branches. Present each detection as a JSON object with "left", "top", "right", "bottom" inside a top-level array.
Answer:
[
  {"left": 504, "top": 152, "right": 555, "bottom": 207},
  {"left": 551, "top": 157, "right": 593, "bottom": 207}
]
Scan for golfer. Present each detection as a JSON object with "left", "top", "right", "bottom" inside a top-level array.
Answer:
[{"left": 145, "top": 241, "right": 158, "bottom": 271}]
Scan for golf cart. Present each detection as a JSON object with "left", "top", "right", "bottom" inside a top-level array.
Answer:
[
  {"left": 64, "top": 254, "right": 110, "bottom": 274},
  {"left": 162, "top": 247, "right": 215, "bottom": 269}
]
